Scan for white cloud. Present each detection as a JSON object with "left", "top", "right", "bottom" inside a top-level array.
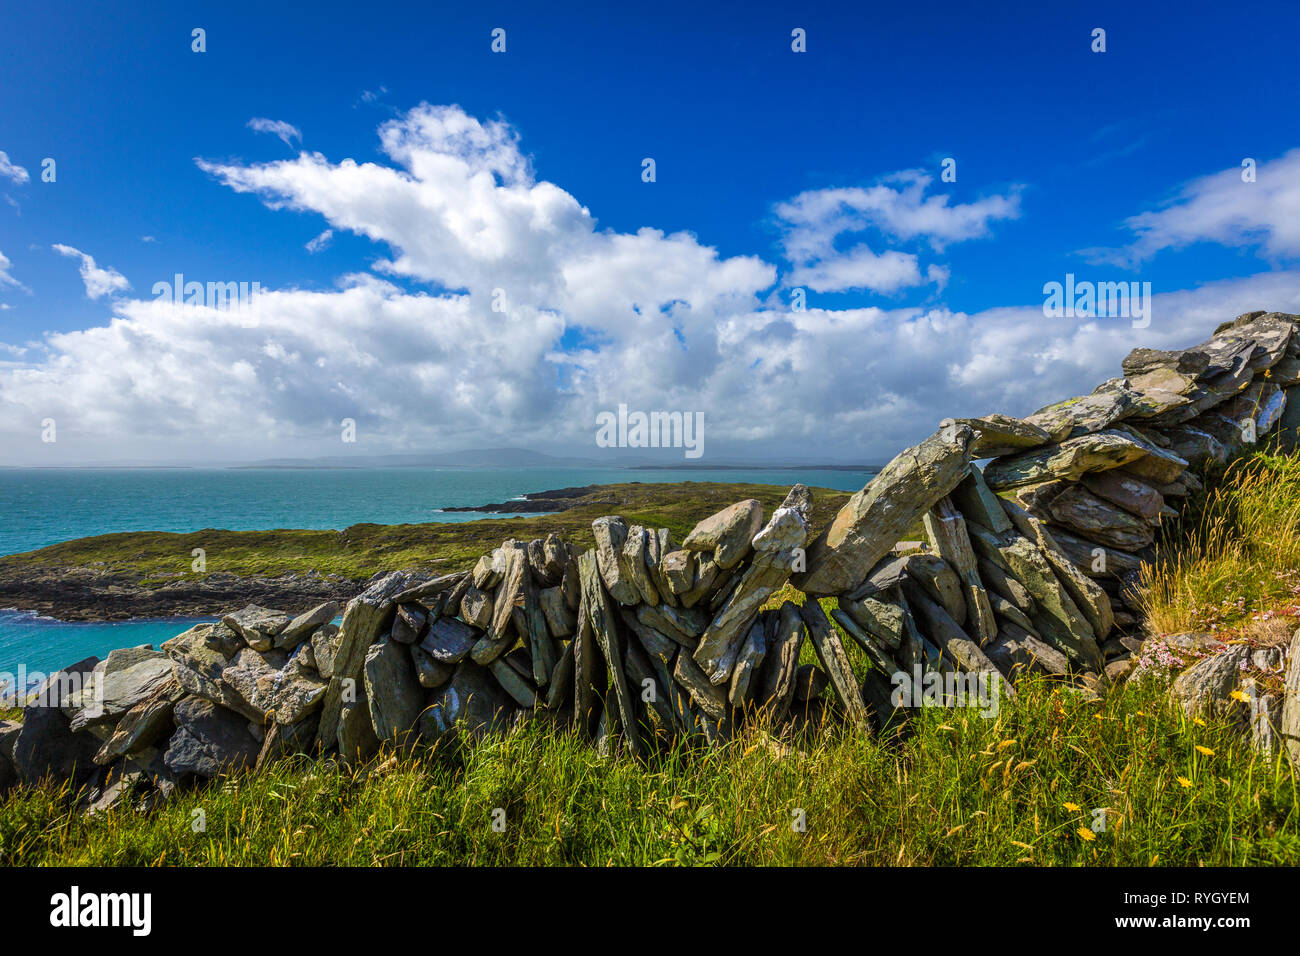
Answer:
[
  {"left": 51, "top": 244, "right": 131, "bottom": 299},
  {"left": 0, "top": 151, "right": 29, "bottom": 186},
  {"left": 1, "top": 107, "right": 1297, "bottom": 465},
  {"left": 247, "top": 117, "right": 302, "bottom": 148},
  {"left": 1087, "top": 149, "right": 1300, "bottom": 266},
  {"left": 0, "top": 250, "right": 24, "bottom": 290},
  {"left": 305, "top": 229, "right": 333, "bottom": 253},
  {"left": 775, "top": 172, "right": 1021, "bottom": 294}
]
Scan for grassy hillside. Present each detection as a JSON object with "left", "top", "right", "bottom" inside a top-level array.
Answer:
[{"left": 0, "top": 481, "right": 853, "bottom": 585}]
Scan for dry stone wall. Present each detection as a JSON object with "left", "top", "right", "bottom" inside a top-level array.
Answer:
[{"left": 3, "top": 310, "right": 1300, "bottom": 809}]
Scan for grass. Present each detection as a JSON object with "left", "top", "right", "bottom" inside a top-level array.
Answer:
[
  {"left": 1, "top": 676, "right": 1294, "bottom": 866},
  {"left": 1140, "top": 445, "right": 1300, "bottom": 642}
]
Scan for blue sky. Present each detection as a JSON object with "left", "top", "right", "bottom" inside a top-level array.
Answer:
[{"left": 2, "top": 0, "right": 1299, "bottom": 464}]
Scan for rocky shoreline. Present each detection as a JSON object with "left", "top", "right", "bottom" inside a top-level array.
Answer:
[
  {"left": 0, "top": 567, "right": 361, "bottom": 622},
  {"left": 441, "top": 484, "right": 607, "bottom": 513}
]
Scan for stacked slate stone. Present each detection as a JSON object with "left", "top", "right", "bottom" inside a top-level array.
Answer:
[
  {"left": 971, "top": 310, "right": 1300, "bottom": 674},
  {"left": 6, "top": 309, "right": 1300, "bottom": 808}
]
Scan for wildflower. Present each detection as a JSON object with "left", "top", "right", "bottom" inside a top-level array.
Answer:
[
  {"left": 1177, "top": 777, "right": 1192, "bottom": 788},
  {"left": 1077, "top": 827, "right": 1097, "bottom": 842},
  {"left": 1063, "top": 802, "right": 1081, "bottom": 812},
  {"left": 1195, "top": 745, "right": 1215, "bottom": 756}
]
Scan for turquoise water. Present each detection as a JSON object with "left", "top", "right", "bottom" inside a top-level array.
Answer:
[
  {"left": 0, "top": 466, "right": 873, "bottom": 676},
  {"left": 0, "top": 610, "right": 215, "bottom": 691},
  {"left": 0, "top": 467, "right": 872, "bottom": 558}
]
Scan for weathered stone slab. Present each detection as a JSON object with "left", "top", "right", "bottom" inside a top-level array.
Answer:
[
  {"left": 421, "top": 615, "right": 478, "bottom": 664},
  {"left": 795, "top": 425, "right": 974, "bottom": 595},
  {"left": 539, "top": 585, "right": 576, "bottom": 638},
  {"left": 271, "top": 654, "right": 328, "bottom": 725},
  {"left": 578, "top": 550, "right": 641, "bottom": 756},
  {"left": 592, "top": 517, "right": 640, "bottom": 604},
  {"left": 986, "top": 621, "right": 1070, "bottom": 679},
  {"left": 489, "top": 658, "right": 539, "bottom": 708},
  {"left": 672, "top": 645, "right": 728, "bottom": 720},
  {"left": 1081, "top": 469, "right": 1164, "bottom": 521},
  {"left": 1023, "top": 482, "right": 1156, "bottom": 552},
  {"left": 1281, "top": 628, "right": 1300, "bottom": 767},
  {"left": 755, "top": 601, "right": 805, "bottom": 722},
  {"left": 1024, "top": 379, "right": 1138, "bottom": 442},
  {"left": 222, "top": 605, "right": 292, "bottom": 652},
  {"left": 460, "top": 586, "right": 494, "bottom": 629},
  {"left": 959, "top": 413, "right": 1051, "bottom": 458},
  {"left": 901, "top": 580, "right": 1004, "bottom": 681},
  {"left": 637, "top": 602, "right": 707, "bottom": 646},
  {"left": 409, "top": 643, "right": 453, "bottom": 689},
  {"left": 621, "top": 525, "right": 661, "bottom": 605},
  {"left": 219, "top": 648, "right": 286, "bottom": 724},
  {"left": 164, "top": 696, "right": 261, "bottom": 779},
  {"left": 983, "top": 430, "right": 1147, "bottom": 490},
  {"left": 923, "top": 496, "right": 997, "bottom": 645},
  {"left": 951, "top": 466, "right": 1013, "bottom": 534},
  {"left": 309, "top": 623, "right": 341, "bottom": 679},
  {"left": 682, "top": 499, "right": 763, "bottom": 570},
  {"left": 728, "top": 615, "right": 769, "bottom": 707},
  {"left": 275, "top": 601, "right": 340, "bottom": 650},
  {"left": 1000, "top": 498, "right": 1114, "bottom": 640},
  {"left": 840, "top": 593, "right": 905, "bottom": 650},
  {"left": 418, "top": 662, "right": 514, "bottom": 742},
  {"left": 316, "top": 570, "right": 419, "bottom": 752},
  {"left": 336, "top": 696, "right": 380, "bottom": 762},
  {"left": 694, "top": 490, "right": 809, "bottom": 683},
  {"left": 391, "top": 603, "right": 428, "bottom": 645},
  {"left": 799, "top": 600, "right": 870, "bottom": 728}
]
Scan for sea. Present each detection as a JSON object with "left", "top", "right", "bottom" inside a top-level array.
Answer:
[{"left": 0, "top": 466, "right": 874, "bottom": 683}]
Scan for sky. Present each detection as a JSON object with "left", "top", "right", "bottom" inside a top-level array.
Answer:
[{"left": 2, "top": 0, "right": 1300, "bottom": 466}]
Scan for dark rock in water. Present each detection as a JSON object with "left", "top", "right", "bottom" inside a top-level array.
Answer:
[{"left": 163, "top": 696, "right": 261, "bottom": 779}]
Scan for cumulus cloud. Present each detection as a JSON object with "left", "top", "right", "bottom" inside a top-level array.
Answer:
[
  {"left": 51, "top": 244, "right": 131, "bottom": 299},
  {"left": 247, "top": 117, "right": 302, "bottom": 148},
  {"left": 0, "top": 151, "right": 29, "bottom": 185},
  {"left": 775, "top": 172, "right": 1020, "bottom": 294},
  {"left": 1087, "top": 149, "right": 1300, "bottom": 266},
  {"left": 1, "top": 107, "right": 1297, "bottom": 465}
]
